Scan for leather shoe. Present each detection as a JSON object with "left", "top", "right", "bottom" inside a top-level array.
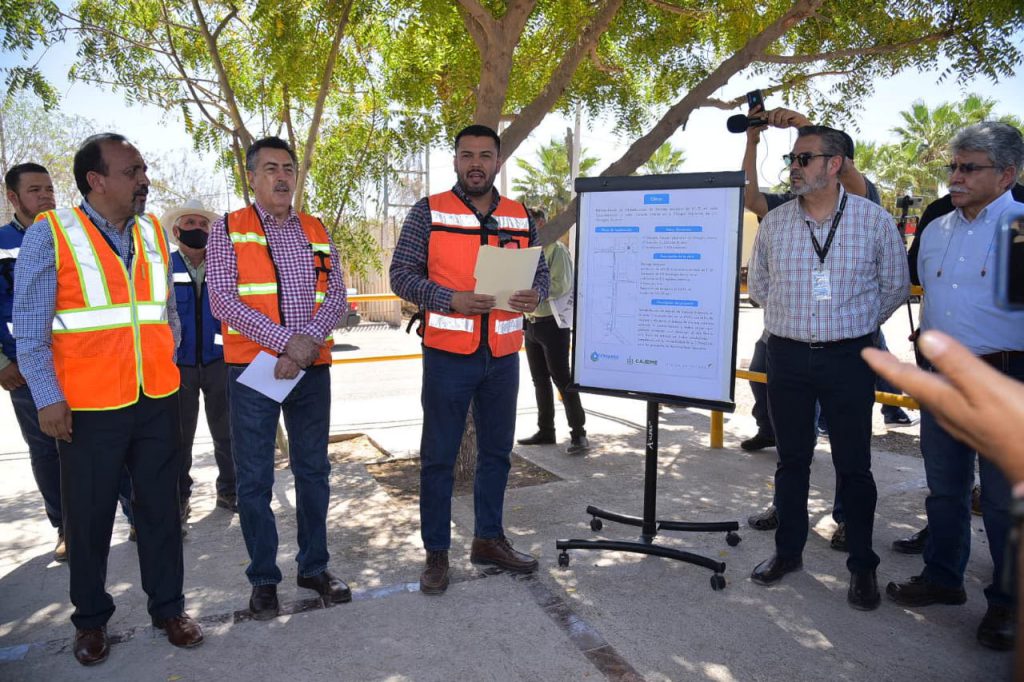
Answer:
[
  {"left": 740, "top": 433, "right": 775, "bottom": 451},
  {"left": 152, "top": 613, "right": 204, "bottom": 648},
  {"left": 297, "top": 570, "right": 352, "bottom": 603},
  {"left": 420, "top": 550, "right": 450, "bottom": 595},
  {"left": 54, "top": 528, "right": 68, "bottom": 563},
  {"left": 566, "top": 434, "right": 590, "bottom": 455},
  {"left": 249, "top": 584, "right": 280, "bottom": 620},
  {"left": 750, "top": 555, "right": 802, "bottom": 586},
  {"left": 216, "top": 493, "right": 239, "bottom": 513},
  {"left": 891, "top": 526, "right": 928, "bottom": 554},
  {"left": 747, "top": 505, "right": 778, "bottom": 531},
  {"left": 848, "top": 570, "right": 881, "bottom": 611},
  {"left": 470, "top": 535, "right": 538, "bottom": 573},
  {"left": 977, "top": 603, "right": 1015, "bottom": 651},
  {"left": 885, "top": 575, "right": 966, "bottom": 606},
  {"left": 830, "top": 522, "right": 848, "bottom": 552},
  {"left": 517, "top": 430, "right": 555, "bottom": 446},
  {"left": 73, "top": 626, "right": 109, "bottom": 666}
]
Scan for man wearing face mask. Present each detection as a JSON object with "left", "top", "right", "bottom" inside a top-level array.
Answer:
[{"left": 163, "top": 199, "right": 237, "bottom": 520}]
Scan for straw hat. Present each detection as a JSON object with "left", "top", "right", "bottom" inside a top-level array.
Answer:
[{"left": 160, "top": 198, "right": 220, "bottom": 230}]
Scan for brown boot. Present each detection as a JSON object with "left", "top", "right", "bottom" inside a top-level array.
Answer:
[
  {"left": 420, "top": 550, "right": 450, "bottom": 595},
  {"left": 470, "top": 535, "right": 538, "bottom": 573}
]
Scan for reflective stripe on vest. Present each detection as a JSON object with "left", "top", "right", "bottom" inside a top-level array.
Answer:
[
  {"left": 0, "top": 247, "right": 19, "bottom": 259},
  {"left": 494, "top": 316, "right": 523, "bottom": 335},
  {"left": 428, "top": 313, "right": 474, "bottom": 333},
  {"left": 238, "top": 282, "right": 278, "bottom": 296},
  {"left": 430, "top": 210, "right": 530, "bottom": 232},
  {"left": 229, "top": 232, "right": 268, "bottom": 245},
  {"left": 52, "top": 209, "right": 112, "bottom": 308},
  {"left": 45, "top": 207, "right": 178, "bottom": 409},
  {"left": 173, "top": 272, "right": 192, "bottom": 284},
  {"left": 214, "top": 333, "right": 223, "bottom": 345}
]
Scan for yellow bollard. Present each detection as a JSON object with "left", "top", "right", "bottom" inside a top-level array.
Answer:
[{"left": 711, "top": 410, "right": 724, "bottom": 449}]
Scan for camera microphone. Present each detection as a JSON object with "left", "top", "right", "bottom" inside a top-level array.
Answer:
[{"left": 727, "top": 114, "right": 767, "bottom": 133}]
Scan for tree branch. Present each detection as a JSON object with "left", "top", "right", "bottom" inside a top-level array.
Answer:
[
  {"left": 757, "top": 31, "right": 954, "bottom": 64},
  {"left": 190, "top": 0, "right": 252, "bottom": 172},
  {"left": 500, "top": 0, "right": 625, "bottom": 159},
  {"left": 541, "top": 0, "right": 826, "bottom": 242},
  {"left": 701, "top": 69, "right": 855, "bottom": 109},
  {"left": 644, "top": 0, "right": 709, "bottom": 17},
  {"left": 294, "top": 0, "right": 355, "bottom": 211}
]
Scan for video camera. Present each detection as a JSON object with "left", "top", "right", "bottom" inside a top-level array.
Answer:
[{"left": 895, "top": 195, "right": 923, "bottom": 210}]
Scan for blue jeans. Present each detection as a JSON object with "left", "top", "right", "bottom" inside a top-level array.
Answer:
[
  {"left": 920, "top": 355, "right": 1021, "bottom": 606},
  {"left": 10, "top": 384, "right": 62, "bottom": 528},
  {"left": 419, "top": 344, "right": 519, "bottom": 551},
  {"left": 228, "top": 364, "right": 332, "bottom": 586}
]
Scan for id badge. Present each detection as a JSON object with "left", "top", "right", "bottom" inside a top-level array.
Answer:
[{"left": 812, "top": 267, "right": 832, "bottom": 301}]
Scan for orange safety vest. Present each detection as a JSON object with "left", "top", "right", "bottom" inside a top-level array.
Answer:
[
  {"left": 221, "top": 205, "right": 334, "bottom": 365},
  {"left": 424, "top": 191, "right": 531, "bottom": 356},
  {"left": 43, "top": 207, "right": 179, "bottom": 411}
]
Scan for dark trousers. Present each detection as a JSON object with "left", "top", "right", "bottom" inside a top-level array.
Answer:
[
  {"left": 59, "top": 394, "right": 184, "bottom": 629},
  {"left": 178, "top": 359, "right": 235, "bottom": 500},
  {"left": 10, "top": 384, "right": 62, "bottom": 528},
  {"left": 767, "top": 334, "right": 879, "bottom": 573},
  {"left": 419, "top": 344, "right": 518, "bottom": 550},
  {"left": 920, "top": 353, "right": 1023, "bottom": 606},
  {"left": 524, "top": 317, "right": 586, "bottom": 437},
  {"left": 228, "top": 365, "right": 331, "bottom": 585}
]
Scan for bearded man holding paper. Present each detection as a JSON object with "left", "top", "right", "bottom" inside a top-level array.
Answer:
[{"left": 390, "top": 124, "right": 550, "bottom": 595}]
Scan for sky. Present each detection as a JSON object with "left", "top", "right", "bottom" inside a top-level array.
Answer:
[{"left": 3, "top": 28, "right": 1023, "bottom": 215}]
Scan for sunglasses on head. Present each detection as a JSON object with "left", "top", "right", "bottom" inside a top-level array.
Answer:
[{"left": 782, "top": 152, "right": 835, "bottom": 167}]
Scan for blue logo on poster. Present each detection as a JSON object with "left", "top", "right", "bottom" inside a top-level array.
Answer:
[
  {"left": 644, "top": 193, "right": 670, "bottom": 205},
  {"left": 590, "top": 351, "right": 600, "bottom": 362}
]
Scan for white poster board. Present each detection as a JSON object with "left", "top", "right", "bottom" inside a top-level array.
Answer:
[{"left": 571, "top": 173, "right": 744, "bottom": 411}]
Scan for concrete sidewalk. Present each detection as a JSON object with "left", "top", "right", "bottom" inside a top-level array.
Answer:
[{"left": 0, "top": 317, "right": 1011, "bottom": 681}]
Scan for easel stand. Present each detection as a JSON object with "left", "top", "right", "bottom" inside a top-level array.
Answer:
[{"left": 556, "top": 401, "right": 741, "bottom": 590}]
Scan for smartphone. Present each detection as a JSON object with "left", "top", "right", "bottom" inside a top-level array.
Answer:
[
  {"left": 995, "top": 209, "right": 1024, "bottom": 310},
  {"left": 746, "top": 89, "right": 764, "bottom": 111}
]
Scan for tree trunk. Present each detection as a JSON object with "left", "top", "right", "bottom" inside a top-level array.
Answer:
[{"left": 454, "top": 410, "right": 477, "bottom": 485}]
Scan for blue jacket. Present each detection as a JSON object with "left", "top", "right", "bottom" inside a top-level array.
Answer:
[
  {"left": 173, "top": 251, "right": 223, "bottom": 366},
  {"left": 0, "top": 219, "right": 25, "bottom": 362}
]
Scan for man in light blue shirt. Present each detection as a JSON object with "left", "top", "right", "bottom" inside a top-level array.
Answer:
[{"left": 887, "top": 121, "right": 1024, "bottom": 651}]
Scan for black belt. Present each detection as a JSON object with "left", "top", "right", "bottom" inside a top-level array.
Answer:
[
  {"left": 980, "top": 350, "right": 1024, "bottom": 369},
  {"left": 775, "top": 333, "right": 873, "bottom": 350}
]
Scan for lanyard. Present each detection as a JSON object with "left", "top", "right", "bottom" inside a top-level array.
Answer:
[{"left": 807, "top": 193, "right": 847, "bottom": 266}]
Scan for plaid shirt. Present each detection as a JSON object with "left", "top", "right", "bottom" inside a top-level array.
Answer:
[
  {"left": 749, "top": 186, "right": 909, "bottom": 343},
  {"left": 389, "top": 185, "right": 549, "bottom": 311},
  {"left": 206, "top": 202, "right": 346, "bottom": 356}
]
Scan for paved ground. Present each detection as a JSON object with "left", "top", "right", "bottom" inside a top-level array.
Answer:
[{"left": 0, "top": 307, "right": 1011, "bottom": 681}]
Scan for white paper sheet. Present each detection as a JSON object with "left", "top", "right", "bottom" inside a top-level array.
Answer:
[
  {"left": 473, "top": 245, "right": 543, "bottom": 311},
  {"left": 235, "top": 351, "right": 305, "bottom": 403}
]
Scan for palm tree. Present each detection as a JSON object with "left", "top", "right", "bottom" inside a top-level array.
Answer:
[
  {"left": 512, "top": 139, "right": 598, "bottom": 216},
  {"left": 638, "top": 142, "right": 686, "bottom": 175},
  {"left": 858, "top": 94, "right": 1021, "bottom": 210}
]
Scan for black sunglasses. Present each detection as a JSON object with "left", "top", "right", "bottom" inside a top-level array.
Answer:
[
  {"left": 782, "top": 152, "right": 834, "bottom": 167},
  {"left": 483, "top": 215, "right": 518, "bottom": 248},
  {"left": 945, "top": 162, "right": 998, "bottom": 175}
]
